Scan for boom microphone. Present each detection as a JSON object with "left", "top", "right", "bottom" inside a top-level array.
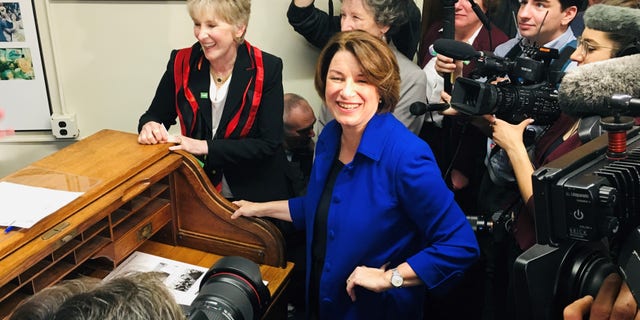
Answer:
[
  {"left": 558, "top": 54, "right": 640, "bottom": 117},
  {"left": 433, "top": 38, "right": 494, "bottom": 60}
]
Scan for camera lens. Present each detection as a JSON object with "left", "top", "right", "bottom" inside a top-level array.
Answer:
[
  {"left": 186, "top": 256, "right": 271, "bottom": 320},
  {"left": 553, "top": 241, "right": 618, "bottom": 315}
]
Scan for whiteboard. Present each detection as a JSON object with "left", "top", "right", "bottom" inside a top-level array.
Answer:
[{"left": 0, "top": 0, "right": 51, "bottom": 131}]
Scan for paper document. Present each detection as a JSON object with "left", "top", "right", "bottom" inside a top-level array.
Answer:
[
  {"left": 104, "top": 251, "right": 208, "bottom": 306},
  {"left": 0, "top": 181, "right": 84, "bottom": 228}
]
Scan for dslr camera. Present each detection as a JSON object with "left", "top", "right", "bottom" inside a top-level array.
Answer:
[
  {"left": 185, "top": 256, "right": 271, "bottom": 320},
  {"left": 513, "top": 126, "right": 640, "bottom": 319},
  {"left": 450, "top": 44, "right": 563, "bottom": 125}
]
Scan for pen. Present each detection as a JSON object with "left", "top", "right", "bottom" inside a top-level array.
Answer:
[{"left": 4, "top": 220, "right": 16, "bottom": 234}]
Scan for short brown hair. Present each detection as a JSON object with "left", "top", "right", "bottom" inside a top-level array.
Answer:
[{"left": 314, "top": 30, "right": 400, "bottom": 113}]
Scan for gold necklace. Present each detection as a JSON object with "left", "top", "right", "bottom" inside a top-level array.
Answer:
[{"left": 213, "top": 72, "right": 231, "bottom": 84}]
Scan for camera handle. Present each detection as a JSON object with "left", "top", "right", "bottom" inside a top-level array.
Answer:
[{"left": 441, "top": 0, "right": 457, "bottom": 94}]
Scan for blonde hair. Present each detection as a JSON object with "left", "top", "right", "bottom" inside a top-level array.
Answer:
[{"left": 186, "top": 0, "right": 251, "bottom": 42}]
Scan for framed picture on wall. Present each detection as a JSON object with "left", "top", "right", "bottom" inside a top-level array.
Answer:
[{"left": 0, "top": 1, "right": 51, "bottom": 131}]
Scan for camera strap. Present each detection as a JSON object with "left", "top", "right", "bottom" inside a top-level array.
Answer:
[{"left": 549, "top": 40, "right": 577, "bottom": 73}]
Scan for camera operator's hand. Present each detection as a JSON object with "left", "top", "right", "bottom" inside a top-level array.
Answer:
[
  {"left": 491, "top": 117, "right": 534, "bottom": 155},
  {"left": 490, "top": 116, "right": 536, "bottom": 203},
  {"left": 564, "top": 273, "right": 639, "bottom": 320},
  {"left": 438, "top": 92, "right": 459, "bottom": 116},
  {"left": 434, "top": 54, "right": 463, "bottom": 81}
]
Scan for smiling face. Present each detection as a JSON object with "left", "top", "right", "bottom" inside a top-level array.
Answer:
[
  {"left": 324, "top": 50, "right": 381, "bottom": 132},
  {"left": 517, "top": 0, "right": 576, "bottom": 45},
  {"left": 339, "top": 0, "right": 390, "bottom": 38},
  {"left": 190, "top": 8, "right": 245, "bottom": 63}
]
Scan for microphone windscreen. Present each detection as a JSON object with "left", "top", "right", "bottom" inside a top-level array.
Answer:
[
  {"left": 433, "top": 39, "right": 480, "bottom": 60},
  {"left": 558, "top": 54, "right": 640, "bottom": 117}
]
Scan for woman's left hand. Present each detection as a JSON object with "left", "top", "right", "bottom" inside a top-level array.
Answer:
[
  {"left": 168, "top": 135, "right": 208, "bottom": 155},
  {"left": 345, "top": 265, "right": 389, "bottom": 302},
  {"left": 490, "top": 116, "right": 534, "bottom": 154}
]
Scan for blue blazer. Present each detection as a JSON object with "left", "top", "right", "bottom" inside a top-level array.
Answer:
[{"left": 289, "top": 113, "right": 479, "bottom": 319}]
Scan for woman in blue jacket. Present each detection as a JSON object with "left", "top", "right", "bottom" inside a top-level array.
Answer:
[{"left": 232, "top": 30, "right": 479, "bottom": 319}]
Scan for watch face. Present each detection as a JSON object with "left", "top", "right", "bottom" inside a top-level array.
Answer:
[
  {"left": 391, "top": 270, "right": 403, "bottom": 287},
  {"left": 391, "top": 275, "right": 403, "bottom": 287}
]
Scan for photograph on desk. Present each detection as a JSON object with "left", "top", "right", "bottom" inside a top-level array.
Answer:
[{"left": 104, "top": 251, "right": 208, "bottom": 306}]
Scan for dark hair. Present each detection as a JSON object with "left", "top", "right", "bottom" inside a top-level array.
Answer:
[
  {"left": 314, "top": 30, "right": 400, "bottom": 113},
  {"left": 559, "top": 0, "right": 586, "bottom": 12}
]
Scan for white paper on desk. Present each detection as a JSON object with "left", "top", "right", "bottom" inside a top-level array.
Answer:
[
  {"left": 104, "top": 251, "right": 209, "bottom": 306},
  {"left": 0, "top": 181, "right": 84, "bottom": 228}
]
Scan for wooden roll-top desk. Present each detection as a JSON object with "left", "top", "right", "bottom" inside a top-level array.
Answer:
[{"left": 0, "top": 129, "right": 293, "bottom": 319}]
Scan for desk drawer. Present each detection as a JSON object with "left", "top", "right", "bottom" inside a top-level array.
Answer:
[{"left": 97, "top": 200, "right": 171, "bottom": 264}]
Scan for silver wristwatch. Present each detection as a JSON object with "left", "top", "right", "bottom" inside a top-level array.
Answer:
[{"left": 390, "top": 268, "right": 403, "bottom": 288}]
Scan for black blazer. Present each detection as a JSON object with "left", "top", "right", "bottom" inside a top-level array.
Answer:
[{"left": 139, "top": 42, "right": 292, "bottom": 202}]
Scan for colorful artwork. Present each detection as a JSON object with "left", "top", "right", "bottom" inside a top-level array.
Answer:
[{"left": 0, "top": 47, "right": 34, "bottom": 80}]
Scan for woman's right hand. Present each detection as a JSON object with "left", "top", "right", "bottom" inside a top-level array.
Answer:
[
  {"left": 138, "top": 121, "right": 169, "bottom": 144},
  {"left": 231, "top": 200, "right": 262, "bottom": 219}
]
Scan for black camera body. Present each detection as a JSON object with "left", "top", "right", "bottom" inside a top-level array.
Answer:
[
  {"left": 450, "top": 45, "right": 563, "bottom": 125},
  {"left": 185, "top": 256, "right": 271, "bottom": 320},
  {"left": 513, "top": 127, "right": 640, "bottom": 319}
]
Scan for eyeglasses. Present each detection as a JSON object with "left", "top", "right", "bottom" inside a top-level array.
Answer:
[{"left": 576, "top": 36, "right": 618, "bottom": 58}]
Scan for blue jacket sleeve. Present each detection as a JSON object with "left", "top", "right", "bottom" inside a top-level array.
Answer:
[{"left": 398, "top": 144, "right": 480, "bottom": 295}]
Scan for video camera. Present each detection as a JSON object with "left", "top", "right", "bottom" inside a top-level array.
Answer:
[
  {"left": 434, "top": 39, "right": 564, "bottom": 125},
  {"left": 513, "top": 125, "right": 640, "bottom": 319},
  {"left": 185, "top": 256, "right": 271, "bottom": 320}
]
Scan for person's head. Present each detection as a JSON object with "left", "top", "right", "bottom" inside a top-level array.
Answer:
[
  {"left": 283, "top": 93, "right": 316, "bottom": 150},
  {"left": 339, "top": 0, "right": 411, "bottom": 39},
  {"left": 9, "top": 277, "right": 100, "bottom": 320},
  {"left": 517, "top": 0, "right": 582, "bottom": 45},
  {"left": 314, "top": 30, "right": 400, "bottom": 131},
  {"left": 186, "top": 0, "right": 250, "bottom": 61},
  {"left": 570, "top": 4, "right": 640, "bottom": 65},
  {"left": 52, "top": 272, "right": 185, "bottom": 320},
  {"left": 455, "top": 0, "right": 500, "bottom": 34}
]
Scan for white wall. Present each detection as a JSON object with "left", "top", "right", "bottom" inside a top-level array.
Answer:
[{"left": 0, "top": 0, "right": 421, "bottom": 178}]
